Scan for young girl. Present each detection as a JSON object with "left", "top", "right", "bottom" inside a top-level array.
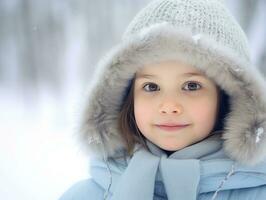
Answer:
[{"left": 59, "top": 0, "right": 266, "bottom": 199}]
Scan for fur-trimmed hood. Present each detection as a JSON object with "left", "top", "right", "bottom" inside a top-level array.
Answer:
[{"left": 78, "top": 2, "right": 266, "bottom": 166}]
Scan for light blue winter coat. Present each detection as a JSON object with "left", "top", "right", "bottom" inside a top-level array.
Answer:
[{"left": 59, "top": 134, "right": 266, "bottom": 200}]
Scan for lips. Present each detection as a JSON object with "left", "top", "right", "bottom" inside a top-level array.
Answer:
[
  {"left": 155, "top": 123, "right": 190, "bottom": 131},
  {"left": 158, "top": 123, "right": 189, "bottom": 126}
]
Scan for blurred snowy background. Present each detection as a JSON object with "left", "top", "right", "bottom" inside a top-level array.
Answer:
[{"left": 0, "top": 0, "right": 265, "bottom": 200}]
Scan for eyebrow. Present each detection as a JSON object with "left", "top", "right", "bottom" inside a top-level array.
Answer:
[{"left": 136, "top": 72, "right": 206, "bottom": 79}]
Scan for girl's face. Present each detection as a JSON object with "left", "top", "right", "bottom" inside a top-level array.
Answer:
[{"left": 134, "top": 60, "right": 219, "bottom": 151}]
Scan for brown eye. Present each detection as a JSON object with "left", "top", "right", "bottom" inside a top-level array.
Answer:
[
  {"left": 143, "top": 83, "right": 160, "bottom": 92},
  {"left": 183, "top": 81, "right": 202, "bottom": 91}
]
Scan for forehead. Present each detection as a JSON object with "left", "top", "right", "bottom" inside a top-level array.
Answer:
[{"left": 136, "top": 60, "right": 206, "bottom": 78}]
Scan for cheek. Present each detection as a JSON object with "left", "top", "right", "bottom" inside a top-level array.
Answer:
[
  {"left": 134, "top": 97, "right": 154, "bottom": 128},
  {"left": 191, "top": 98, "right": 218, "bottom": 125}
]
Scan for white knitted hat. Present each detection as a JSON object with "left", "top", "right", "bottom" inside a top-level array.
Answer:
[
  {"left": 79, "top": 0, "right": 266, "bottom": 165},
  {"left": 123, "top": 0, "right": 250, "bottom": 62}
]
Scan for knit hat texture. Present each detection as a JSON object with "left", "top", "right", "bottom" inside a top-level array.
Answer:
[{"left": 123, "top": 0, "right": 250, "bottom": 62}]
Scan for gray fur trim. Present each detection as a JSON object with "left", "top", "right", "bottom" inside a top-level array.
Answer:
[{"left": 79, "top": 23, "right": 266, "bottom": 165}]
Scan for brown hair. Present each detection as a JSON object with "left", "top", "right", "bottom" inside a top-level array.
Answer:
[{"left": 118, "top": 77, "right": 149, "bottom": 157}]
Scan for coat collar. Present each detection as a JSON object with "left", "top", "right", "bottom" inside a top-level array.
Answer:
[{"left": 146, "top": 133, "right": 223, "bottom": 159}]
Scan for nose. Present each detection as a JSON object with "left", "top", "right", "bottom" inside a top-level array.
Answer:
[{"left": 158, "top": 96, "right": 183, "bottom": 115}]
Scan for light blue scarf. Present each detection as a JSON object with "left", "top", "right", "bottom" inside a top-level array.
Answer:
[{"left": 111, "top": 133, "right": 226, "bottom": 200}]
